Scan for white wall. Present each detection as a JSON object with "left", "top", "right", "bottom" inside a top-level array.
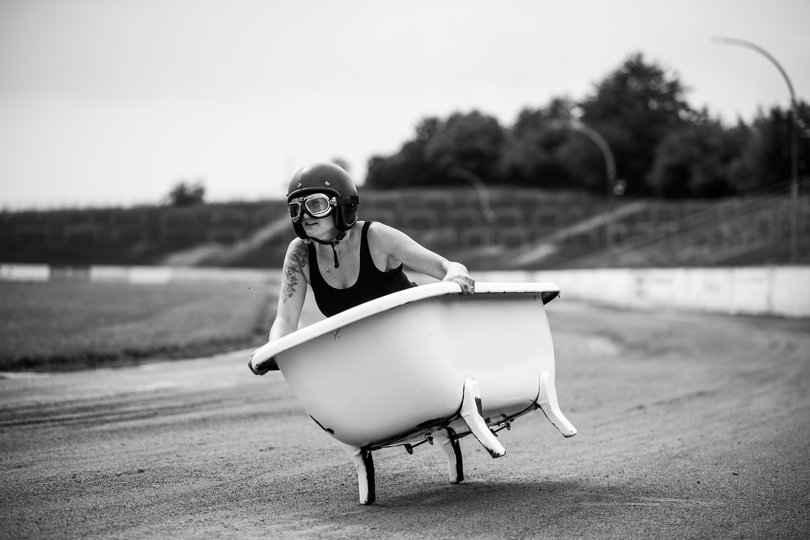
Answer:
[
  {"left": 2, "top": 264, "right": 808, "bottom": 318},
  {"left": 479, "top": 267, "right": 810, "bottom": 318}
]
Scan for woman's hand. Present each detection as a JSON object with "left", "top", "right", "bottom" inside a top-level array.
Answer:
[
  {"left": 248, "top": 356, "right": 278, "bottom": 375},
  {"left": 442, "top": 262, "right": 475, "bottom": 294},
  {"left": 248, "top": 355, "right": 279, "bottom": 375}
]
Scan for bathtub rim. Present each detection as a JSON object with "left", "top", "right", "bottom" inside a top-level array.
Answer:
[{"left": 251, "top": 281, "right": 560, "bottom": 365}]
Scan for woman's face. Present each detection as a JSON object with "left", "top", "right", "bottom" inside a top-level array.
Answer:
[{"left": 289, "top": 191, "right": 340, "bottom": 241}]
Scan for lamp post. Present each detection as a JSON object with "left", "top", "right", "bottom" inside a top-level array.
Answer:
[
  {"left": 550, "top": 116, "right": 621, "bottom": 247},
  {"left": 712, "top": 36, "right": 799, "bottom": 262},
  {"left": 568, "top": 118, "right": 619, "bottom": 197},
  {"left": 449, "top": 167, "right": 497, "bottom": 223},
  {"left": 551, "top": 117, "right": 620, "bottom": 196}
]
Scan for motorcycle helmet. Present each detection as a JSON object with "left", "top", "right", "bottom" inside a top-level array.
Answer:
[{"left": 286, "top": 162, "right": 359, "bottom": 240}]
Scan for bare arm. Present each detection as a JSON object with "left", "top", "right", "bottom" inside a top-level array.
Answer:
[
  {"left": 269, "top": 239, "right": 309, "bottom": 341},
  {"left": 250, "top": 239, "right": 309, "bottom": 375},
  {"left": 368, "top": 222, "right": 475, "bottom": 293}
]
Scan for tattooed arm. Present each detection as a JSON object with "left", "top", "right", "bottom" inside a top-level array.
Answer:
[{"left": 268, "top": 238, "right": 310, "bottom": 342}]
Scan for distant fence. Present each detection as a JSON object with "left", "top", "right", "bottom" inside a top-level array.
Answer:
[
  {"left": 3, "top": 264, "right": 807, "bottom": 318},
  {"left": 4, "top": 190, "right": 806, "bottom": 270},
  {"left": 0, "top": 201, "right": 289, "bottom": 266},
  {"left": 0, "top": 190, "right": 719, "bottom": 268}
]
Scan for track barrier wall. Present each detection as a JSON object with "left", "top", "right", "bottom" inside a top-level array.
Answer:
[
  {"left": 1, "top": 264, "right": 808, "bottom": 318},
  {"left": 477, "top": 267, "right": 810, "bottom": 318}
]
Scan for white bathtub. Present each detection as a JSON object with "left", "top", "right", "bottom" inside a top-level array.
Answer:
[{"left": 250, "top": 281, "right": 577, "bottom": 504}]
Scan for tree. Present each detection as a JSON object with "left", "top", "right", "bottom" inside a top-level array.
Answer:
[
  {"left": 745, "top": 102, "right": 810, "bottom": 191},
  {"left": 331, "top": 157, "right": 351, "bottom": 173},
  {"left": 366, "top": 117, "right": 441, "bottom": 188},
  {"left": 424, "top": 111, "right": 505, "bottom": 184},
  {"left": 578, "top": 53, "right": 695, "bottom": 195},
  {"left": 366, "top": 111, "right": 504, "bottom": 188},
  {"left": 362, "top": 53, "right": 805, "bottom": 199},
  {"left": 650, "top": 115, "right": 744, "bottom": 198},
  {"left": 499, "top": 98, "right": 581, "bottom": 189},
  {"left": 166, "top": 180, "right": 206, "bottom": 206},
  {"left": 719, "top": 101, "right": 810, "bottom": 194}
]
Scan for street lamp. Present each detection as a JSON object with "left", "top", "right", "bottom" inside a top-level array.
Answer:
[
  {"left": 568, "top": 118, "right": 620, "bottom": 197},
  {"left": 551, "top": 116, "right": 621, "bottom": 196},
  {"left": 449, "top": 167, "right": 498, "bottom": 223},
  {"left": 712, "top": 36, "right": 799, "bottom": 262}
]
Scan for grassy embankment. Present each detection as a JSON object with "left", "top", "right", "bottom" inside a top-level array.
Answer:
[{"left": 0, "top": 280, "right": 276, "bottom": 372}]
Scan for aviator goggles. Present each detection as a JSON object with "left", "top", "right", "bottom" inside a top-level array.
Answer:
[{"left": 287, "top": 193, "right": 337, "bottom": 222}]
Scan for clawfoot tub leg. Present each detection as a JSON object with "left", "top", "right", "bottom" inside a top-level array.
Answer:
[
  {"left": 342, "top": 445, "right": 376, "bottom": 505},
  {"left": 460, "top": 379, "right": 506, "bottom": 458},
  {"left": 536, "top": 372, "right": 578, "bottom": 437},
  {"left": 433, "top": 428, "right": 464, "bottom": 483}
]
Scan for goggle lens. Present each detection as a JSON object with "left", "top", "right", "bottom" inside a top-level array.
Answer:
[
  {"left": 306, "top": 196, "right": 331, "bottom": 215},
  {"left": 288, "top": 202, "right": 302, "bottom": 220},
  {"left": 288, "top": 194, "right": 335, "bottom": 222}
]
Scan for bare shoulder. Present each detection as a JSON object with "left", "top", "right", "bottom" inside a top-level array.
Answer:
[
  {"left": 284, "top": 238, "right": 310, "bottom": 269},
  {"left": 366, "top": 221, "right": 408, "bottom": 247},
  {"left": 365, "top": 221, "right": 419, "bottom": 269}
]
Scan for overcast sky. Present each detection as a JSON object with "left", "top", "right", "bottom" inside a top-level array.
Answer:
[{"left": 1, "top": 0, "right": 808, "bottom": 209}]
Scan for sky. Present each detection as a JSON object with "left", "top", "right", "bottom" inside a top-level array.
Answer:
[{"left": 1, "top": 0, "right": 808, "bottom": 210}]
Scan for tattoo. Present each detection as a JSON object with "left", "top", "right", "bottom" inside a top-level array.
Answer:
[{"left": 281, "top": 240, "right": 309, "bottom": 303}]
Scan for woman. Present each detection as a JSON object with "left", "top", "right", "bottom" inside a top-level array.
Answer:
[{"left": 249, "top": 162, "right": 475, "bottom": 375}]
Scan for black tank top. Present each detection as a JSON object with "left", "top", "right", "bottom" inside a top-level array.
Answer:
[{"left": 308, "top": 221, "right": 416, "bottom": 317}]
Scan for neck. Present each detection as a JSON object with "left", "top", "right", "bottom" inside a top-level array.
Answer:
[{"left": 311, "top": 229, "right": 348, "bottom": 269}]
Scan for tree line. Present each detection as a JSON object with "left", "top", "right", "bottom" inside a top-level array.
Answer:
[{"left": 365, "top": 53, "right": 809, "bottom": 199}]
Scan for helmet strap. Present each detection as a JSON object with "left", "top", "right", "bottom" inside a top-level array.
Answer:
[{"left": 310, "top": 230, "right": 346, "bottom": 269}]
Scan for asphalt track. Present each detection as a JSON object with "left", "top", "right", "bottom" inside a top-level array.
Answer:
[{"left": 1, "top": 299, "right": 808, "bottom": 539}]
